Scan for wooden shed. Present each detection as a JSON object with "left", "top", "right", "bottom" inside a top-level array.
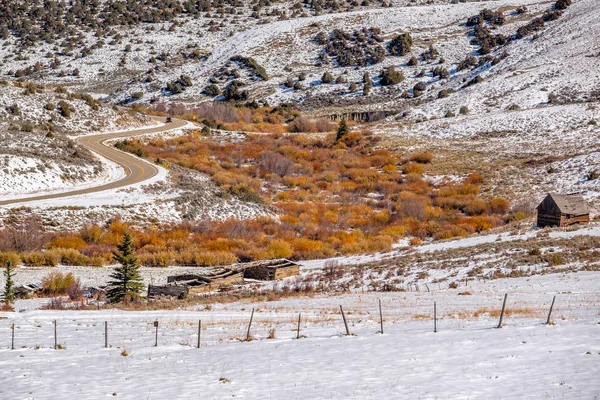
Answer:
[
  {"left": 536, "top": 193, "right": 590, "bottom": 228},
  {"left": 233, "top": 259, "right": 300, "bottom": 281},
  {"left": 148, "top": 268, "right": 243, "bottom": 298}
]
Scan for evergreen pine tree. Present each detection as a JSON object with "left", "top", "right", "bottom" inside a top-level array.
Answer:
[
  {"left": 3, "top": 259, "right": 16, "bottom": 306},
  {"left": 336, "top": 119, "right": 349, "bottom": 142},
  {"left": 106, "top": 233, "right": 144, "bottom": 303}
]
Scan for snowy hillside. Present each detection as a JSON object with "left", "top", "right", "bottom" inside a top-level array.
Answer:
[
  {"left": 0, "top": 81, "right": 153, "bottom": 201},
  {"left": 3, "top": 0, "right": 597, "bottom": 111}
]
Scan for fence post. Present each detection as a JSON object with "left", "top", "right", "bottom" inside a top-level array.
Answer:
[
  {"left": 154, "top": 320, "right": 159, "bottom": 347},
  {"left": 378, "top": 299, "right": 384, "bottom": 334},
  {"left": 497, "top": 293, "right": 508, "bottom": 329},
  {"left": 546, "top": 296, "right": 556, "bottom": 325},
  {"left": 197, "top": 320, "right": 201, "bottom": 348},
  {"left": 11, "top": 323, "right": 15, "bottom": 350},
  {"left": 340, "top": 305, "right": 350, "bottom": 336},
  {"left": 434, "top": 301, "right": 437, "bottom": 333},
  {"left": 104, "top": 321, "right": 108, "bottom": 348},
  {"left": 54, "top": 320, "right": 57, "bottom": 349},
  {"left": 296, "top": 313, "right": 301, "bottom": 339},
  {"left": 246, "top": 308, "right": 254, "bottom": 341}
]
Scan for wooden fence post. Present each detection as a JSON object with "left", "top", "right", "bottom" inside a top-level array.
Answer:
[
  {"left": 154, "top": 320, "right": 159, "bottom": 347},
  {"left": 296, "top": 313, "right": 301, "bottom": 339},
  {"left": 197, "top": 320, "right": 201, "bottom": 348},
  {"left": 497, "top": 294, "right": 508, "bottom": 329},
  {"left": 546, "top": 296, "right": 556, "bottom": 325},
  {"left": 104, "top": 321, "right": 108, "bottom": 348},
  {"left": 246, "top": 308, "right": 255, "bottom": 341},
  {"left": 11, "top": 323, "right": 15, "bottom": 350},
  {"left": 434, "top": 301, "right": 437, "bottom": 333},
  {"left": 340, "top": 305, "right": 350, "bottom": 336},
  {"left": 54, "top": 320, "right": 57, "bottom": 349},
  {"left": 378, "top": 299, "right": 384, "bottom": 334}
]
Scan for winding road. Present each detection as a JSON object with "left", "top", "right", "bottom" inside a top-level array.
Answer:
[{"left": 0, "top": 116, "right": 188, "bottom": 206}]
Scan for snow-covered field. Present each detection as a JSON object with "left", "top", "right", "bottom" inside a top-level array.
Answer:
[{"left": 1, "top": 271, "right": 599, "bottom": 399}]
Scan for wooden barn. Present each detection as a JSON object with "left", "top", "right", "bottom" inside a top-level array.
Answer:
[
  {"left": 536, "top": 193, "right": 590, "bottom": 228},
  {"left": 148, "top": 268, "right": 243, "bottom": 298},
  {"left": 233, "top": 259, "right": 301, "bottom": 281}
]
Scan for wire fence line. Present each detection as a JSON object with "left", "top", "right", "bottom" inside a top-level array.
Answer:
[{"left": 2, "top": 293, "right": 565, "bottom": 351}]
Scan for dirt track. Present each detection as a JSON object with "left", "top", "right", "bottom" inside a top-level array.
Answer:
[{"left": 0, "top": 117, "right": 188, "bottom": 206}]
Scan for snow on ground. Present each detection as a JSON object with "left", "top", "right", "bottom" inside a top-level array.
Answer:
[
  {"left": 0, "top": 271, "right": 598, "bottom": 399},
  {"left": 0, "top": 151, "right": 126, "bottom": 202},
  {"left": 300, "top": 223, "right": 600, "bottom": 270}
]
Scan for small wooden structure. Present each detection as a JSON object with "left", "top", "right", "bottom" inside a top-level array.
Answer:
[
  {"left": 148, "top": 268, "right": 243, "bottom": 298},
  {"left": 233, "top": 259, "right": 301, "bottom": 281},
  {"left": 147, "top": 259, "right": 301, "bottom": 298},
  {"left": 536, "top": 193, "right": 590, "bottom": 228}
]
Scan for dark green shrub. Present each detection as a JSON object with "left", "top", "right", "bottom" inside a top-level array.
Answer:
[
  {"left": 379, "top": 66, "right": 404, "bottom": 86},
  {"left": 321, "top": 72, "right": 334, "bottom": 83},
  {"left": 204, "top": 84, "right": 221, "bottom": 97},
  {"left": 388, "top": 33, "right": 412, "bottom": 56}
]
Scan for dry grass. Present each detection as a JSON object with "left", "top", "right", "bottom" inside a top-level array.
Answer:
[
  {"left": 473, "top": 307, "right": 540, "bottom": 319},
  {"left": 411, "top": 313, "right": 431, "bottom": 320}
]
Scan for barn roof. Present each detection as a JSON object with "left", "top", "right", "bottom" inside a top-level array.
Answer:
[{"left": 544, "top": 193, "right": 589, "bottom": 215}]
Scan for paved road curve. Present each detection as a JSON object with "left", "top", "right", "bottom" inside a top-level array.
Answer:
[{"left": 0, "top": 117, "right": 188, "bottom": 206}]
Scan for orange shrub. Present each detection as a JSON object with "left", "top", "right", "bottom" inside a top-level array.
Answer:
[
  {"left": 410, "top": 152, "right": 434, "bottom": 164},
  {"left": 403, "top": 162, "right": 425, "bottom": 175},
  {"left": 489, "top": 197, "right": 510, "bottom": 214},
  {"left": 465, "top": 199, "right": 488, "bottom": 215},
  {"left": 465, "top": 173, "right": 484, "bottom": 184},
  {"left": 47, "top": 236, "right": 87, "bottom": 250},
  {"left": 0, "top": 127, "right": 513, "bottom": 265},
  {"left": 409, "top": 237, "right": 423, "bottom": 246}
]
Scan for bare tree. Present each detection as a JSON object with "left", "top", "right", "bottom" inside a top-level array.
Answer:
[{"left": 259, "top": 151, "right": 295, "bottom": 177}]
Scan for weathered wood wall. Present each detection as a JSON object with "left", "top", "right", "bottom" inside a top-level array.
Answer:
[
  {"left": 148, "top": 285, "right": 188, "bottom": 298},
  {"left": 537, "top": 211, "right": 562, "bottom": 228},
  {"left": 562, "top": 214, "right": 590, "bottom": 226},
  {"left": 188, "top": 272, "right": 243, "bottom": 295},
  {"left": 537, "top": 211, "right": 589, "bottom": 227},
  {"left": 243, "top": 265, "right": 300, "bottom": 280},
  {"left": 274, "top": 265, "right": 300, "bottom": 280},
  {"left": 243, "top": 266, "right": 270, "bottom": 280}
]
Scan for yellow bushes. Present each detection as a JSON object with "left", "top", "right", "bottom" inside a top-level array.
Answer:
[
  {"left": 403, "top": 162, "right": 425, "bottom": 175},
  {"left": 18, "top": 249, "right": 105, "bottom": 267},
  {"left": 489, "top": 197, "right": 510, "bottom": 214},
  {"left": 267, "top": 240, "right": 293, "bottom": 259},
  {"left": 465, "top": 199, "right": 488, "bottom": 215},
  {"left": 47, "top": 236, "right": 87, "bottom": 250},
  {"left": 465, "top": 173, "right": 484, "bottom": 184},
  {"left": 80, "top": 224, "right": 103, "bottom": 244},
  {"left": 292, "top": 238, "right": 335, "bottom": 259},
  {"left": 0, "top": 251, "right": 20, "bottom": 267},
  {"left": 138, "top": 251, "right": 175, "bottom": 268},
  {"left": 41, "top": 271, "right": 81, "bottom": 296},
  {"left": 192, "top": 251, "right": 238, "bottom": 266},
  {"left": 380, "top": 225, "right": 407, "bottom": 240},
  {"left": 21, "top": 251, "right": 60, "bottom": 267}
]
